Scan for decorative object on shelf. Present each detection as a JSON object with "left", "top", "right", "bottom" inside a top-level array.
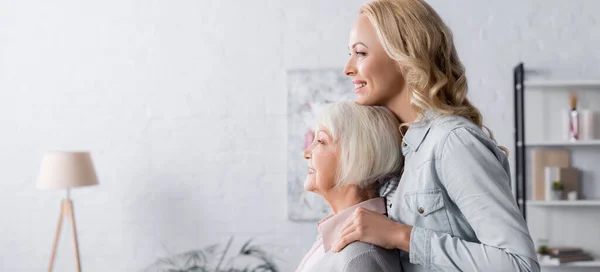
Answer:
[
  {"left": 580, "top": 110, "right": 596, "bottom": 140},
  {"left": 551, "top": 181, "right": 564, "bottom": 200},
  {"left": 36, "top": 151, "right": 99, "bottom": 272},
  {"left": 533, "top": 150, "right": 570, "bottom": 201},
  {"left": 545, "top": 166, "right": 559, "bottom": 200},
  {"left": 537, "top": 244, "right": 550, "bottom": 255},
  {"left": 567, "top": 191, "right": 578, "bottom": 201},
  {"left": 568, "top": 92, "right": 580, "bottom": 141},
  {"left": 559, "top": 108, "right": 594, "bottom": 142},
  {"left": 143, "top": 236, "right": 280, "bottom": 272}
]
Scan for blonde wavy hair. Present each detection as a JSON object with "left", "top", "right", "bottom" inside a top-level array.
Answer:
[{"left": 360, "top": 0, "right": 507, "bottom": 154}]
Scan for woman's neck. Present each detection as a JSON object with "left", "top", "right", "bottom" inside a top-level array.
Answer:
[
  {"left": 385, "top": 87, "right": 417, "bottom": 124},
  {"left": 322, "top": 185, "right": 378, "bottom": 214}
]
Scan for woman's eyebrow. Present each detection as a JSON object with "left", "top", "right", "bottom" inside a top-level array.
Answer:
[
  {"left": 315, "top": 128, "right": 332, "bottom": 139},
  {"left": 349, "top": 42, "right": 368, "bottom": 49}
]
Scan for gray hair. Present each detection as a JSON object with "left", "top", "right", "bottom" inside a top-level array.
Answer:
[{"left": 315, "top": 101, "right": 403, "bottom": 189}]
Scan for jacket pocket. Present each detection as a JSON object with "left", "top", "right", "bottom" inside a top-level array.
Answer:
[{"left": 403, "top": 189, "right": 452, "bottom": 234}]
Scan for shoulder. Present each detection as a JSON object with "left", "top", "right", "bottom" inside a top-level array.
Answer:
[
  {"left": 336, "top": 241, "right": 375, "bottom": 258},
  {"left": 337, "top": 242, "right": 401, "bottom": 272},
  {"left": 426, "top": 114, "right": 500, "bottom": 156},
  {"left": 426, "top": 116, "right": 510, "bottom": 177},
  {"left": 428, "top": 114, "right": 482, "bottom": 141}
]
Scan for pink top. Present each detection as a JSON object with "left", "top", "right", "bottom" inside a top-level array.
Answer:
[{"left": 295, "top": 197, "right": 387, "bottom": 272}]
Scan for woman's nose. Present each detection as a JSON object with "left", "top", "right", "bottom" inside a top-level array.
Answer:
[
  {"left": 303, "top": 149, "right": 311, "bottom": 160},
  {"left": 344, "top": 57, "right": 356, "bottom": 76}
]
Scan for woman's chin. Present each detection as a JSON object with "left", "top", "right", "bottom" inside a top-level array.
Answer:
[
  {"left": 354, "top": 94, "right": 371, "bottom": 106},
  {"left": 304, "top": 175, "right": 316, "bottom": 191}
]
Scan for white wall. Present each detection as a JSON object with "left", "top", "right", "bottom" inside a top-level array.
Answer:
[{"left": 1, "top": 0, "right": 599, "bottom": 271}]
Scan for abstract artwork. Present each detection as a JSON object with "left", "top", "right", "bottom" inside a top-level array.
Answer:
[{"left": 286, "top": 68, "right": 355, "bottom": 221}]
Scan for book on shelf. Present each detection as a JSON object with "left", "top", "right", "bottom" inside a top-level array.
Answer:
[
  {"left": 542, "top": 254, "right": 594, "bottom": 265},
  {"left": 550, "top": 247, "right": 584, "bottom": 255},
  {"left": 540, "top": 247, "right": 595, "bottom": 265}
]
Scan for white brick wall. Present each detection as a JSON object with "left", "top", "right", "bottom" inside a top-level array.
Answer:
[{"left": 0, "top": 0, "right": 599, "bottom": 271}]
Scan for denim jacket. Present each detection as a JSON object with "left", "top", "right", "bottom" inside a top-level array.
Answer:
[{"left": 380, "top": 111, "right": 540, "bottom": 272}]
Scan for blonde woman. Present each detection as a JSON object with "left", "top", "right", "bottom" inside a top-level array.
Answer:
[
  {"left": 296, "top": 101, "right": 403, "bottom": 272},
  {"left": 330, "top": 0, "right": 540, "bottom": 271}
]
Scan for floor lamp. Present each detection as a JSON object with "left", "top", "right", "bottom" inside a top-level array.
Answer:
[{"left": 37, "top": 151, "right": 99, "bottom": 272}]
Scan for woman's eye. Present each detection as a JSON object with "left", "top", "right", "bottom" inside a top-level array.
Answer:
[
  {"left": 317, "top": 140, "right": 324, "bottom": 144},
  {"left": 356, "top": 51, "right": 366, "bottom": 57}
]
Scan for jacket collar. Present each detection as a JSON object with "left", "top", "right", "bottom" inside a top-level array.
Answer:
[
  {"left": 317, "top": 197, "right": 386, "bottom": 253},
  {"left": 402, "top": 109, "right": 440, "bottom": 151}
]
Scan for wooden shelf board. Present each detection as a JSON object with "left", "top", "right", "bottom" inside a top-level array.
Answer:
[
  {"left": 520, "top": 140, "right": 600, "bottom": 147},
  {"left": 527, "top": 200, "right": 600, "bottom": 206},
  {"left": 525, "top": 80, "right": 600, "bottom": 89},
  {"left": 540, "top": 260, "right": 600, "bottom": 267}
]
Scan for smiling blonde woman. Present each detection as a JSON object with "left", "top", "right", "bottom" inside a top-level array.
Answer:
[
  {"left": 330, "top": 0, "right": 539, "bottom": 271},
  {"left": 295, "top": 101, "right": 403, "bottom": 272}
]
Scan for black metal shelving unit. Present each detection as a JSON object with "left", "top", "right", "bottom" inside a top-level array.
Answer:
[
  {"left": 513, "top": 63, "right": 600, "bottom": 267},
  {"left": 514, "top": 62, "right": 526, "bottom": 219}
]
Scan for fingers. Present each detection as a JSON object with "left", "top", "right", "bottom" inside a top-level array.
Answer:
[
  {"left": 332, "top": 207, "right": 367, "bottom": 252},
  {"left": 332, "top": 226, "right": 358, "bottom": 253},
  {"left": 336, "top": 211, "right": 357, "bottom": 239}
]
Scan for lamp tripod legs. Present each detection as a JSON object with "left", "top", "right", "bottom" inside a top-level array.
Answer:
[
  {"left": 48, "top": 200, "right": 64, "bottom": 272},
  {"left": 48, "top": 199, "right": 82, "bottom": 272}
]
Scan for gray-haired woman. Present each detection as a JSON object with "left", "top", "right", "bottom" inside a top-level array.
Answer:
[{"left": 295, "top": 101, "right": 403, "bottom": 272}]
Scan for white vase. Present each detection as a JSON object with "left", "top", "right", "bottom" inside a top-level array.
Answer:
[{"left": 552, "top": 190, "right": 563, "bottom": 201}]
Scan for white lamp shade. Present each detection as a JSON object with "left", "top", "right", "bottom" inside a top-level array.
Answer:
[{"left": 37, "top": 151, "right": 99, "bottom": 189}]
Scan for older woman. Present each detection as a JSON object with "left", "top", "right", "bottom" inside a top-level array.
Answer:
[{"left": 295, "top": 101, "right": 403, "bottom": 272}]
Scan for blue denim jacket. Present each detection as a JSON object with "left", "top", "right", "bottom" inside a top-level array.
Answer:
[{"left": 380, "top": 111, "right": 540, "bottom": 272}]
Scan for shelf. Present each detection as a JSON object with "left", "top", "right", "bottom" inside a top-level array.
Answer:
[
  {"left": 525, "top": 80, "right": 600, "bottom": 89},
  {"left": 518, "top": 140, "right": 600, "bottom": 147},
  {"left": 540, "top": 260, "right": 600, "bottom": 267},
  {"left": 527, "top": 200, "right": 600, "bottom": 206}
]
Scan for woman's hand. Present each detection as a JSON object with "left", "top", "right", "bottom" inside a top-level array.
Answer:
[{"left": 331, "top": 207, "right": 413, "bottom": 253}]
